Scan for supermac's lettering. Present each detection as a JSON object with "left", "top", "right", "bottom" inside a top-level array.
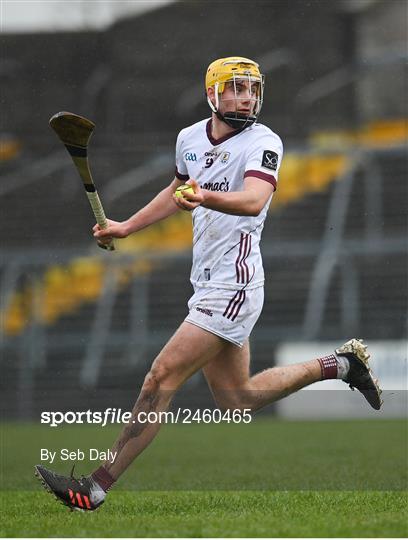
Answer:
[{"left": 201, "top": 178, "right": 230, "bottom": 192}]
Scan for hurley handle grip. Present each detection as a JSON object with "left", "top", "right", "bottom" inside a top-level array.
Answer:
[{"left": 86, "top": 191, "right": 115, "bottom": 251}]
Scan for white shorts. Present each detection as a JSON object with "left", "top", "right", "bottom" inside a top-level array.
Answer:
[{"left": 185, "top": 286, "right": 264, "bottom": 348}]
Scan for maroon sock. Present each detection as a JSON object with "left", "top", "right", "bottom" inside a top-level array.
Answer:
[
  {"left": 91, "top": 466, "right": 115, "bottom": 492},
  {"left": 317, "top": 354, "right": 338, "bottom": 380}
]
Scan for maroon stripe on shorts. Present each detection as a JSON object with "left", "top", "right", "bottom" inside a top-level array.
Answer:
[
  {"left": 230, "top": 290, "right": 246, "bottom": 321},
  {"left": 223, "top": 291, "right": 240, "bottom": 318},
  {"left": 225, "top": 290, "right": 243, "bottom": 320}
]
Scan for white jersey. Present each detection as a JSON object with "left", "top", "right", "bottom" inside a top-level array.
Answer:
[{"left": 175, "top": 118, "right": 283, "bottom": 290}]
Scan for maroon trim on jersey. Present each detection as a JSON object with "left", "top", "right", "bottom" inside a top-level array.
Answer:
[
  {"left": 244, "top": 169, "right": 277, "bottom": 190},
  {"left": 223, "top": 290, "right": 246, "bottom": 321},
  {"left": 235, "top": 233, "right": 252, "bottom": 284},
  {"left": 235, "top": 234, "right": 246, "bottom": 283},
  {"left": 175, "top": 166, "right": 189, "bottom": 181},
  {"left": 206, "top": 119, "right": 245, "bottom": 146},
  {"left": 242, "top": 234, "right": 251, "bottom": 283}
]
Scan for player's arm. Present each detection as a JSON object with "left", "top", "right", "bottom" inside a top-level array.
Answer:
[
  {"left": 93, "top": 177, "right": 183, "bottom": 240},
  {"left": 174, "top": 177, "right": 275, "bottom": 217}
]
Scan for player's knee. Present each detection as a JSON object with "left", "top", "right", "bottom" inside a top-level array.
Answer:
[
  {"left": 143, "top": 363, "right": 171, "bottom": 392},
  {"left": 214, "top": 390, "right": 254, "bottom": 412},
  {"left": 219, "top": 403, "right": 254, "bottom": 415}
]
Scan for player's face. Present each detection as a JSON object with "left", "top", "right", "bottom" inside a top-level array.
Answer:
[{"left": 219, "top": 79, "right": 260, "bottom": 115}]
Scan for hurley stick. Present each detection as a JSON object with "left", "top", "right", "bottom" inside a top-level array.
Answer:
[{"left": 49, "top": 111, "right": 114, "bottom": 251}]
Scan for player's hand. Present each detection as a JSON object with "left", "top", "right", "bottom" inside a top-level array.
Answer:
[
  {"left": 173, "top": 179, "right": 204, "bottom": 211},
  {"left": 93, "top": 219, "right": 129, "bottom": 243}
]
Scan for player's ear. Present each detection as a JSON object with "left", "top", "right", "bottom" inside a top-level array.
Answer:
[{"left": 207, "top": 86, "right": 215, "bottom": 105}]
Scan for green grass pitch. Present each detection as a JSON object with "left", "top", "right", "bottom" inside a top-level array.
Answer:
[{"left": 1, "top": 418, "right": 407, "bottom": 537}]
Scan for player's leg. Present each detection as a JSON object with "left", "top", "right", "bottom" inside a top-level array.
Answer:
[
  {"left": 197, "top": 285, "right": 324, "bottom": 411},
  {"left": 203, "top": 340, "right": 252, "bottom": 411},
  {"left": 203, "top": 339, "right": 322, "bottom": 412},
  {"left": 102, "top": 321, "right": 225, "bottom": 480},
  {"left": 35, "top": 321, "right": 228, "bottom": 511},
  {"left": 204, "top": 339, "right": 382, "bottom": 412}
]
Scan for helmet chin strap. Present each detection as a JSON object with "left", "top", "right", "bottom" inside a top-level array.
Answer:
[
  {"left": 216, "top": 110, "right": 256, "bottom": 130},
  {"left": 207, "top": 84, "right": 257, "bottom": 130}
]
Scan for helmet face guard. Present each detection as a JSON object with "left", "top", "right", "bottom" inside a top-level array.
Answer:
[{"left": 205, "top": 57, "right": 264, "bottom": 129}]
